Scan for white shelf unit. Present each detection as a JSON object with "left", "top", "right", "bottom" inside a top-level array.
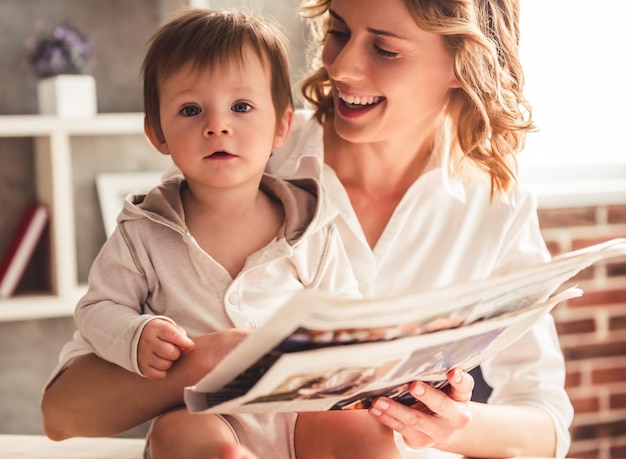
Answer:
[{"left": 0, "top": 113, "right": 145, "bottom": 322}]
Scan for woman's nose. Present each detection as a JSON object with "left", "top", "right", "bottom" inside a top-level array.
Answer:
[{"left": 324, "top": 39, "right": 365, "bottom": 82}]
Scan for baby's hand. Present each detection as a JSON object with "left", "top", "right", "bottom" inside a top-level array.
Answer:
[{"left": 137, "top": 318, "right": 195, "bottom": 380}]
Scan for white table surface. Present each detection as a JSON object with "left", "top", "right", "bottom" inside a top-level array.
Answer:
[
  {"left": 0, "top": 434, "right": 575, "bottom": 459},
  {"left": 0, "top": 434, "right": 145, "bottom": 459}
]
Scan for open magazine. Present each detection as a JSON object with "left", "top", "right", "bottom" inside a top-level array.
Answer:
[{"left": 185, "top": 238, "right": 626, "bottom": 414}]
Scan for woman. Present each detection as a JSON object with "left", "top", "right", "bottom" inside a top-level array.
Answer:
[{"left": 41, "top": 0, "right": 573, "bottom": 457}]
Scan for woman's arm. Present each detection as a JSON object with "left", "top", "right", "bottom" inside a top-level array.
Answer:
[
  {"left": 41, "top": 329, "right": 249, "bottom": 440},
  {"left": 447, "top": 402, "right": 557, "bottom": 457},
  {"left": 42, "top": 353, "right": 177, "bottom": 440}
]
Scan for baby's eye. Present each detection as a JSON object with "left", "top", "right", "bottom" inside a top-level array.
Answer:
[
  {"left": 180, "top": 105, "right": 201, "bottom": 117},
  {"left": 232, "top": 102, "right": 252, "bottom": 113}
]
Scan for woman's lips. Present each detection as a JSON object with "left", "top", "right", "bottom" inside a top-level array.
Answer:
[{"left": 336, "top": 88, "right": 384, "bottom": 118}]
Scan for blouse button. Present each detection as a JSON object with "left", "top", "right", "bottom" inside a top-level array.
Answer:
[{"left": 228, "top": 292, "right": 241, "bottom": 305}]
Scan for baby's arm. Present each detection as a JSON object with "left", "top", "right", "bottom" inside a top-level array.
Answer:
[
  {"left": 74, "top": 227, "right": 193, "bottom": 377},
  {"left": 138, "top": 318, "right": 195, "bottom": 380}
]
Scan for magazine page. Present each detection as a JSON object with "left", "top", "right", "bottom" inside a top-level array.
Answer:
[
  {"left": 185, "top": 287, "right": 580, "bottom": 413},
  {"left": 185, "top": 238, "right": 626, "bottom": 414}
]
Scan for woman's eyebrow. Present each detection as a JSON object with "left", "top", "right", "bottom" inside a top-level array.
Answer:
[
  {"left": 328, "top": 8, "right": 404, "bottom": 39},
  {"left": 328, "top": 9, "right": 347, "bottom": 25}
]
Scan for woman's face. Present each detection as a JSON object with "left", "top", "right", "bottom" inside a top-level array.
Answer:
[{"left": 322, "top": 0, "right": 459, "bottom": 147}]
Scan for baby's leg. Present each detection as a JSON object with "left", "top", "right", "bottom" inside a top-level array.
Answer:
[
  {"left": 219, "top": 443, "right": 261, "bottom": 459},
  {"left": 149, "top": 408, "right": 243, "bottom": 459},
  {"left": 295, "top": 410, "right": 403, "bottom": 459}
]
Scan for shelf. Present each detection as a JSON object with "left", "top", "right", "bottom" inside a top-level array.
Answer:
[
  {"left": 0, "top": 113, "right": 149, "bottom": 323},
  {"left": 0, "top": 286, "right": 86, "bottom": 322},
  {"left": 0, "top": 113, "right": 145, "bottom": 137}
]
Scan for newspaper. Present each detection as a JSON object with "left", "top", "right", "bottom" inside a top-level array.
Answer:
[{"left": 185, "top": 238, "right": 626, "bottom": 414}]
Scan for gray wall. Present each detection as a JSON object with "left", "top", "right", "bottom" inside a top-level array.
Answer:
[{"left": 0, "top": 0, "right": 306, "bottom": 436}]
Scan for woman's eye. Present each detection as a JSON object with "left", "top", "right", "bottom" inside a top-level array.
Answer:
[
  {"left": 327, "top": 28, "right": 350, "bottom": 43},
  {"left": 180, "top": 105, "right": 201, "bottom": 117},
  {"left": 374, "top": 45, "right": 399, "bottom": 59},
  {"left": 232, "top": 102, "right": 252, "bottom": 113}
]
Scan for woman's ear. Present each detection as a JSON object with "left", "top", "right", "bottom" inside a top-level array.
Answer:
[
  {"left": 144, "top": 118, "right": 170, "bottom": 155},
  {"left": 272, "top": 105, "right": 294, "bottom": 149},
  {"left": 449, "top": 74, "right": 461, "bottom": 89}
]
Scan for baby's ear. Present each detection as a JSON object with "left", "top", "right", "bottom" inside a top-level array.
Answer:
[
  {"left": 273, "top": 105, "right": 294, "bottom": 149},
  {"left": 144, "top": 118, "right": 170, "bottom": 155}
]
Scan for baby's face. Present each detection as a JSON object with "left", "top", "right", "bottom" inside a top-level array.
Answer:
[{"left": 152, "top": 45, "right": 287, "bottom": 190}]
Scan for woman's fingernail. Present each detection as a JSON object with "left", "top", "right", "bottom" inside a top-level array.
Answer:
[
  {"left": 453, "top": 370, "right": 463, "bottom": 383},
  {"left": 375, "top": 399, "right": 390, "bottom": 411},
  {"left": 370, "top": 408, "right": 382, "bottom": 417},
  {"left": 413, "top": 382, "right": 426, "bottom": 396}
]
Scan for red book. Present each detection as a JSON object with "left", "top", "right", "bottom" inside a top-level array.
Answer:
[{"left": 0, "top": 204, "right": 49, "bottom": 298}]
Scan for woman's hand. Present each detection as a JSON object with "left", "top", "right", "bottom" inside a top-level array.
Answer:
[
  {"left": 368, "top": 369, "right": 474, "bottom": 449},
  {"left": 174, "top": 328, "right": 253, "bottom": 386}
]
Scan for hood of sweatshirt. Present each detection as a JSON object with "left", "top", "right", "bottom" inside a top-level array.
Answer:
[{"left": 116, "top": 173, "right": 337, "bottom": 247}]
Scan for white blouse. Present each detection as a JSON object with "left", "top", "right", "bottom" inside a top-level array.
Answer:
[{"left": 268, "top": 110, "right": 574, "bottom": 458}]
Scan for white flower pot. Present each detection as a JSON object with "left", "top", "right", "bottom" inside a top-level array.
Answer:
[{"left": 37, "top": 74, "right": 98, "bottom": 117}]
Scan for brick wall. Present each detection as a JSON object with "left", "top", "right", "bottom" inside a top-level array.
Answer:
[{"left": 538, "top": 204, "right": 626, "bottom": 459}]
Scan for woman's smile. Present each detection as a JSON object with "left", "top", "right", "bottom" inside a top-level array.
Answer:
[
  {"left": 336, "top": 86, "right": 385, "bottom": 118},
  {"left": 337, "top": 88, "right": 383, "bottom": 106}
]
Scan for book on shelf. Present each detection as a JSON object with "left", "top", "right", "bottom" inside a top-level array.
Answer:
[
  {"left": 0, "top": 203, "right": 49, "bottom": 299},
  {"left": 184, "top": 238, "right": 626, "bottom": 414}
]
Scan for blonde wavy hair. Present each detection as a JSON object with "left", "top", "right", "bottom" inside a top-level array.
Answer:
[{"left": 298, "top": 0, "right": 535, "bottom": 198}]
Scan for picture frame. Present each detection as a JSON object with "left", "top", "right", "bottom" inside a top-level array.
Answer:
[{"left": 96, "top": 171, "right": 164, "bottom": 237}]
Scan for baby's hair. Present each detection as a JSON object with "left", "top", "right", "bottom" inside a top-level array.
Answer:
[
  {"left": 299, "top": 0, "right": 534, "bottom": 198},
  {"left": 142, "top": 8, "right": 293, "bottom": 141}
]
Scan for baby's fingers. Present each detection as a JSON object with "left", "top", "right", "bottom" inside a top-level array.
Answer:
[
  {"left": 139, "top": 348, "right": 176, "bottom": 380},
  {"left": 140, "top": 337, "right": 191, "bottom": 379},
  {"left": 141, "top": 358, "right": 171, "bottom": 380},
  {"left": 152, "top": 320, "right": 195, "bottom": 351},
  {"left": 138, "top": 319, "right": 193, "bottom": 379}
]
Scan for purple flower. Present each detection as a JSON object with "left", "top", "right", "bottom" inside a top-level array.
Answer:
[{"left": 27, "top": 23, "right": 93, "bottom": 79}]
